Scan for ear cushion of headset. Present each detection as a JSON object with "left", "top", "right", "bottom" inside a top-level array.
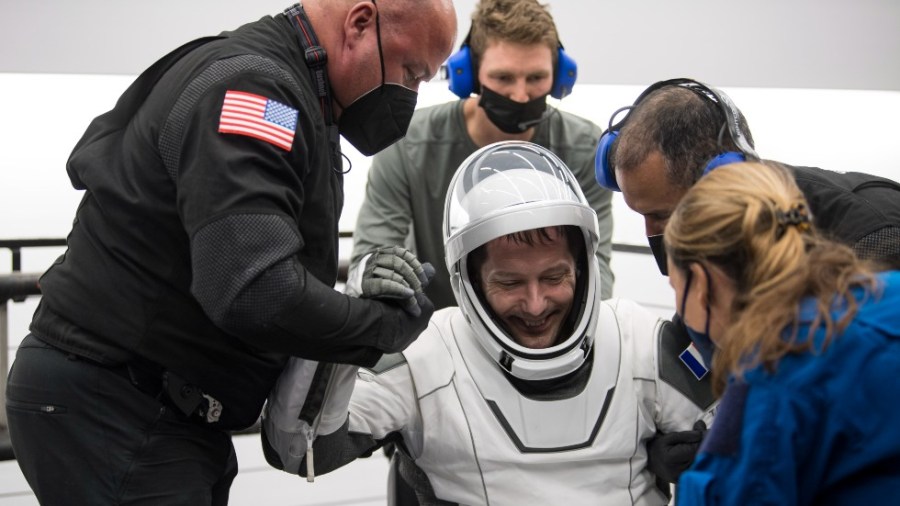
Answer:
[
  {"left": 551, "top": 46, "right": 577, "bottom": 100},
  {"left": 447, "top": 46, "right": 475, "bottom": 99},
  {"left": 595, "top": 131, "right": 620, "bottom": 192},
  {"left": 703, "top": 151, "right": 746, "bottom": 177}
]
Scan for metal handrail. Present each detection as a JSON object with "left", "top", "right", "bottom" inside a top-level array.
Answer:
[
  {"left": 1, "top": 240, "right": 65, "bottom": 454},
  {"left": 0, "top": 272, "right": 41, "bottom": 302},
  {"left": 0, "top": 239, "right": 66, "bottom": 275}
]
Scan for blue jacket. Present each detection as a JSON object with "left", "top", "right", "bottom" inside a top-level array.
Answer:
[{"left": 678, "top": 270, "right": 900, "bottom": 505}]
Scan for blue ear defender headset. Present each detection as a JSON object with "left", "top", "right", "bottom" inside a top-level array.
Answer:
[
  {"left": 446, "top": 32, "right": 578, "bottom": 100},
  {"left": 594, "top": 78, "right": 759, "bottom": 192}
]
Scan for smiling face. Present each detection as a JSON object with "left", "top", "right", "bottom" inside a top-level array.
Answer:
[{"left": 477, "top": 228, "right": 576, "bottom": 349}]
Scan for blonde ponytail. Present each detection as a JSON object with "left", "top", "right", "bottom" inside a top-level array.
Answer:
[{"left": 665, "top": 162, "right": 875, "bottom": 394}]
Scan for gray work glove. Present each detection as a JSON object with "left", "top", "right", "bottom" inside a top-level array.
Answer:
[
  {"left": 346, "top": 246, "right": 436, "bottom": 317},
  {"left": 646, "top": 420, "right": 707, "bottom": 484}
]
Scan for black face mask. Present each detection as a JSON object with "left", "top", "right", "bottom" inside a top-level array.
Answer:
[
  {"left": 339, "top": 84, "right": 417, "bottom": 156},
  {"left": 648, "top": 234, "right": 668, "bottom": 276},
  {"left": 478, "top": 85, "right": 548, "bottom": 134},
  {"left": 337, "top": 1, "right": 417, "bottom": 156}
]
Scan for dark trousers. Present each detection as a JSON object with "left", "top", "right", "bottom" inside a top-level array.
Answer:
[{"left": 6, "top": 334, "right": 238, "bottom": 505}]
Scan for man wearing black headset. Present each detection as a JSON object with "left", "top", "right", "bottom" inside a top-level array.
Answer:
[
  {"left": 595, "top": 77, "right": 900, "bottom": 486},
  {"left": 349, "top": 0, "right": 616, "bottom": 312}
]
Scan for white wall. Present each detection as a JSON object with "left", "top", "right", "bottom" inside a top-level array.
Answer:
[
  {"left": 1, "top": 0, "right": 899, "bottom": 90},
  {"left": 1, "top": 3, "right": 898, "bottom": 500},
  {"left": 2, "top": 72, "right": 900, "bottom": 339},
  {"left": 1, "top": 0, "right": 899, "bottom": 340}
]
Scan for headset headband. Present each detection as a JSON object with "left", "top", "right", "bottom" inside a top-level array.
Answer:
[
  {"left": 446, "top": 28, "right": 577, "bottom": 100},
  {"left": 595, "top": 78, "right": 759, "bottom": 193},
  {"left": 625, "top": 78, "right": 758, "bottom": 158}
]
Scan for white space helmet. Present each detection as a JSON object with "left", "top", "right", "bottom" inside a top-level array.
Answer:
[{"left": 444, "top": 141, "right": 602, "bottom": 381}]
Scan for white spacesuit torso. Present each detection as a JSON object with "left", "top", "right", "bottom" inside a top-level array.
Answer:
[
  {"left": 262, "top": 142, "right": 716, "bottom": 505},
  {"left": 347, "top": 300, "right": 711, "bottom": 505}
]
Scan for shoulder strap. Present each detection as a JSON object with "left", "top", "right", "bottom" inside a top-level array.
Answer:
[{"left": 283, "top": 4, "right": 341, "bottom": 162}]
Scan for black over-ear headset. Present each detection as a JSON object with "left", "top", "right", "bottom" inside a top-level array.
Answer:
[
  {"left": 445, "top": 30, "right": 578, "bottom": 100},
  {"left": 594, "top": 78, "right": 759, "bottom": 192}
]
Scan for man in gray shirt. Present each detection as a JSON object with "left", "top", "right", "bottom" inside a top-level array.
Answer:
[{"left": 350, "top": 0, "right": 614, "bottom": 310}]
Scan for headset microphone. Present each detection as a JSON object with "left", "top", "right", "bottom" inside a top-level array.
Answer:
[{"left": 517, "top": 108, "right": 558, "bottom": 132}]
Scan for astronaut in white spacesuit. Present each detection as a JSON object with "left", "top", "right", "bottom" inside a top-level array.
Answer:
[{"left": 262, "top": 141, "right": 715, "bottom": 505}]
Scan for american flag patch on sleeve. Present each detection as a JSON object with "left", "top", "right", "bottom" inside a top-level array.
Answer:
[{"left": 218, "top": 90, "right": 298, "bottom": 151}]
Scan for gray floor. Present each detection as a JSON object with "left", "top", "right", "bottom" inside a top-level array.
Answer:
[{"left": 0, "top": 431, "right": 390, "bottom": 506}]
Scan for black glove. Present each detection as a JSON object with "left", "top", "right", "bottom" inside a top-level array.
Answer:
[
  {"left": 646, "top": 420, "right": 707, "bottom": 484},
  {"left": 268, "top": 260, "right": 434, "bottom": 367},
  {"left": 374, "top": 291, "right": 435, "bottom": 354},
  {"left": 348, "top": 246, "right": 436, "bottom": 317}
]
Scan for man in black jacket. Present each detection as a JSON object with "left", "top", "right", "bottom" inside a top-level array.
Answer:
[
  {"left": 594, "top": 77, "right": 900, "bottom": 488},
  {"left": 597, "top": 78, "right": 900, "bottom": 273},
  {"left": 5, "top": 1, "right": 456, "bottom": 504}
]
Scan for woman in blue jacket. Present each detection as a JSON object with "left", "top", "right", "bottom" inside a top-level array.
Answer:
[{"left": 663, "top": 161, "right": 900, "bottom": 505}]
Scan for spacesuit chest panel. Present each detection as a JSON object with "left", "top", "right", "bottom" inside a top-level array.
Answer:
[
  {"left": 409, "top": 308, "right": 664, "bottom": 505},
  {"left": 453, "top": 301, "right": 622, "bottom": 450}
]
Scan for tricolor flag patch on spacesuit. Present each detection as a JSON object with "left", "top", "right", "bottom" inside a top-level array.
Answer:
[
  {"left": 679, "top": 342, "right": 709, "bottom": 380},
  {"left": 218, "top": 90, "right": 298, "bottom": 151}
]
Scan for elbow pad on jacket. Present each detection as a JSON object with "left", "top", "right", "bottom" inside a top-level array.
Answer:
[{"left": 191, "top": 213, "right": 302, "bottom": 331}]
